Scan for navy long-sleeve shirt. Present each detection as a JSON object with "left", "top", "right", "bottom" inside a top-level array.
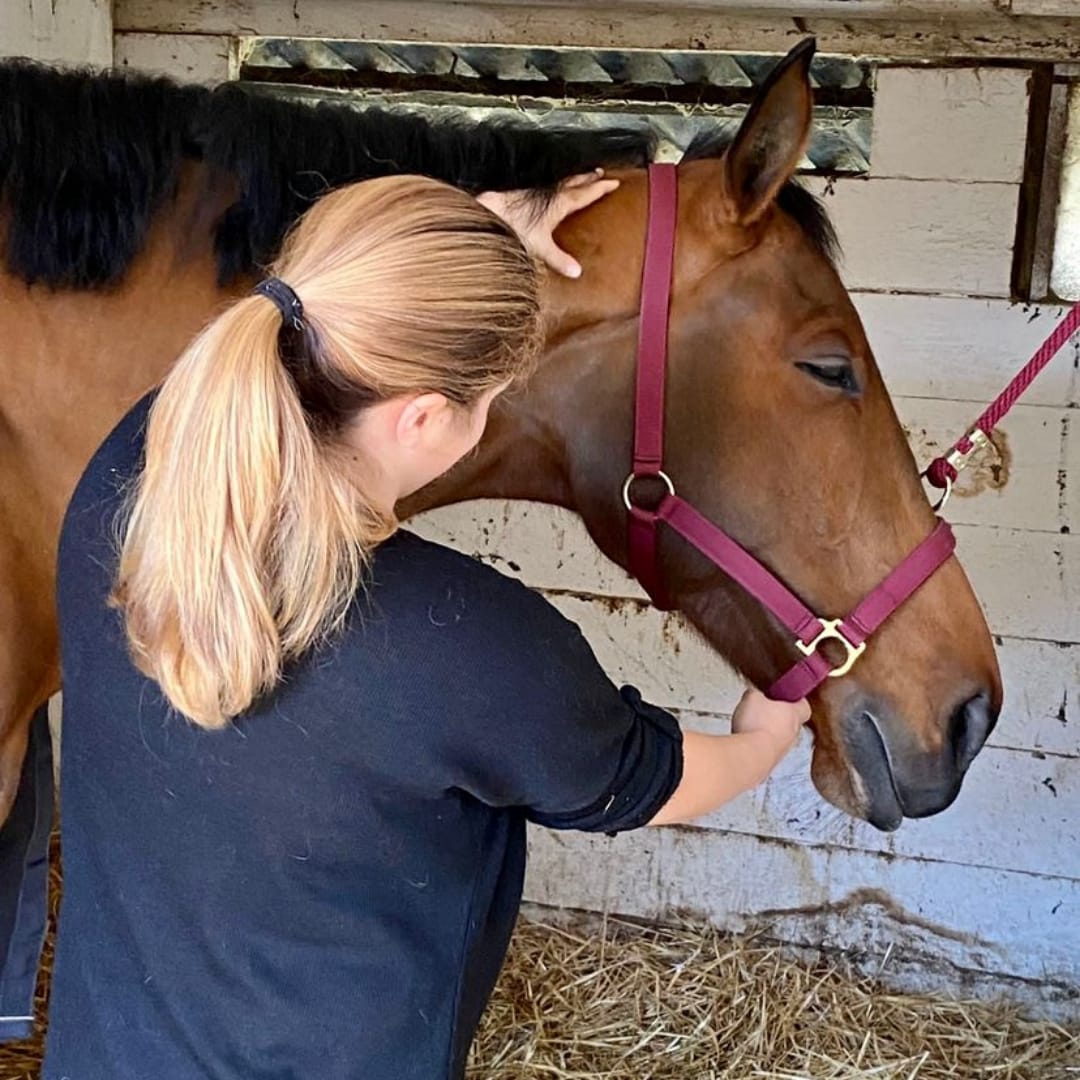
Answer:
[{"left": 44, "top": 396, "right": 683, "bottom": 1079}]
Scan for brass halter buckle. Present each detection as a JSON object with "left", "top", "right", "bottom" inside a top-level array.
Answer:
[{"left": 797, "top": 618, "right": 867, "bottom": 678}]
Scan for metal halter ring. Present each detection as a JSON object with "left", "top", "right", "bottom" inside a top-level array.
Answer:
[
  {"left": 622, "top": 470, "right": 676, "bottom": 512},
  {"left": 929, "top": 474, "right": 954, "bottom": 513},
  {"left": 796, "top": 618, "right": 868, "bottom": 678}
]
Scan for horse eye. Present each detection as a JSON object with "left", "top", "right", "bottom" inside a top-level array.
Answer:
[{"left": 796, "top": 360, "right": 860, "bottom": 395}]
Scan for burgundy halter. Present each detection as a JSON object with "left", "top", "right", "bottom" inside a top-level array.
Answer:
[{"left": 624, "top": 163, "right": 957, "bottom": 702}]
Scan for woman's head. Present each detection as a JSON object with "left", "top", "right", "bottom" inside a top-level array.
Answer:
[{"left": 114, "top": 175, "right": 542, "bottom": 728}]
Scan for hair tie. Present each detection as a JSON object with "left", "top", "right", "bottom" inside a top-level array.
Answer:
[{"left": 254, "top": 277, "right": 304, "bottom": 331}]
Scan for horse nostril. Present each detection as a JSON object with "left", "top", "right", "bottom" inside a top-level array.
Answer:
[{"left": 950, "top": 692, "right": 998, "bottom": 772}]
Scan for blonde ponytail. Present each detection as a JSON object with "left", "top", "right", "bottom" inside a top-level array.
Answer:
[{"left": 114, "top": 175, "right": 540, "bottom": 727}]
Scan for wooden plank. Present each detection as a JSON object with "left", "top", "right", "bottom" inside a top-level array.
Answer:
[
  {"left": 44, "top": 617, "right": 1080, "bottom": 778},
  {"left": 544, "top": 593, "right": 1080, "bottom": 757},
  {"left": 57, "top": 592, "right": 1075, "bottom": 748},
  {"left": 409, "top": 502, "right": 1080, "bottom": 641},
  {"left": 113, "top": 32, "right": 234, "bottom": 82},
  {"left": 808, "top": 176, "right": 1019, "bottom": 296},
  {"left": 409, "top": 501, "right": 648, "bottom": 602},
  {"left": 524, "top": 827, "right": 1080, "bottom": 990},
  {"left": 47, "top": 694, "right": 62, "bottom": 783},
  {"left": 112, "top": 1, "right": 1080, "bottom": 63},
  {"left": 1011, "top": 64, "right": 1053, "bottom": 301},
  {"left": 870, "top": 67, "right": 1032, "bottom": 183},
  {"left": 543, "top": 596, "right": 743, "bottom": 718},
  {"left": 1050, "top": 83, "right": 1080, "bottom": 302},
  {"left": 852, "top": 294, "right": 1078, "bottom": 408},
  {"left": 458, "top": 0, "right": 1006, "bottom": 15},
  {"left": 995, "top": 638, "right": 1078, "bottom": 756},
  {"left": 1068, "top": 403, "right": 1080, "bottom": 529},
  {"left": 43, "top": 656, "right": 1077, "bottom": 879},
  {"left": 690, "top": 736, "right": 1079, "bottom": 881},
  {"left": 957, "top": 524, "right": 1078, "bottom": 642},
  {"left": 1025, "top": 80, "right": 1070, "bottom": 301},
  {"left": 1010, "top": 0, "right": 1079, "bottom": 14},
  {"left": 3, "top": 0, "right": 112, "bottom": 65}
]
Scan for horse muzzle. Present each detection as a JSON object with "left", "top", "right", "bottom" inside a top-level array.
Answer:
[{"left": 844, "top": 692, "right": 999, "bottom": 832}]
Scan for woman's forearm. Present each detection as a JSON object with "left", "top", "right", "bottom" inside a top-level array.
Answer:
[{"left": 648, "top": 729, "right": 783, "bottom": 826}]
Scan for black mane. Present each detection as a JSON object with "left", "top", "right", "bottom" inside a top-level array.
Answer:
[
  {"left": 0, "top": 62, "right": 837, "bottom": 291},
  {"left": 0, "top": 61, "right": 652, "bottom": 289},
  {"left": 684, "top": 128, "right": 840, "bottom": 264}
]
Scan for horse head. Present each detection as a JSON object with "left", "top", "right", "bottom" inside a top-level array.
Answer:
[{"left": 420, "top": 41, "right": 1002, "bottom": 831}]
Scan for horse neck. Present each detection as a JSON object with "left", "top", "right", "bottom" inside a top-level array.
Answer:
[
  {"left": 401, "top": 301, "right": 612, "bottom": 517},
  {"left": 0, "top": 164, "right": 242, "bottom": 517},
  {"left": 400, "top": 219, "right": 644, "bottom": 521},
  {"left": 401, "top": 387, "right": 574, "bottom": 517}
]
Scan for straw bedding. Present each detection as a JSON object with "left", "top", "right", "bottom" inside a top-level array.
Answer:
[{"left": 1, "top": 837, "right": 1076, "bottom": 1079}]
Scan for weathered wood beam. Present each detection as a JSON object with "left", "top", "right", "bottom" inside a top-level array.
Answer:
[
  {"left": 3, "top": 0, "right": 113, "bottom": 64},
  {"left": 113, "top": 0, "right": 1080, "bottom": 62}
]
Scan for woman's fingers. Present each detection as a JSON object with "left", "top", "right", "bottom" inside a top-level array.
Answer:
[
  {"left": 560, "top": 168, "right": 605, "bottom": 189},
  {"left": 549, "top": 177, "right": 620, "bottom": 221},
  {"left": 531, "top": 236, "right": 583, "bottom": 279},
  {"left": 537, "top": 176, "right": 620, "bottom": 277},
  {"left": 476, "top": 173, "right": 621, "bottom": 277}
]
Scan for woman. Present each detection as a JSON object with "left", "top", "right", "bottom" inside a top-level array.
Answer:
[{"left": 46, "top": 173, "right": 808, "bottom": 1079}]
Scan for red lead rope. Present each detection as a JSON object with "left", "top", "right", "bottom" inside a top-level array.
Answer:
[{"left": 925, "top": 303, "right": 1080, "bottom": 492}]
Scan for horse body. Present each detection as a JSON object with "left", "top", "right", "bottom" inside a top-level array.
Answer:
[
  {"left": 0, "top": 165, "right": 234, "bottom": 813},
  {"left": 0, "top": 44, "right": 1000, "bottom": 834}
]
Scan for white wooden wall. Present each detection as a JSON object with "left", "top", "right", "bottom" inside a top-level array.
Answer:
[
  {"left": 1, "top": 0, "right": 111, "bottom": 64},
  {"left": 409, "top": 66, "right": 1080, "bottom": 1015},
  {"left": 8, "top": 2, "right": 1079, "bottom": 1015}
]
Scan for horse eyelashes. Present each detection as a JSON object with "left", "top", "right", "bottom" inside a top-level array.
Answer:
[{"left": 796, "top": 361, "right": 860, "bottom": 395}]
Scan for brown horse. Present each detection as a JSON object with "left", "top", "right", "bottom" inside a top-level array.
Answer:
[{"left": 0, "top": 41, "right": 1000, "bottom": 837}]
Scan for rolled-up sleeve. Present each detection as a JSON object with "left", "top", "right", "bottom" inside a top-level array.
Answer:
[
  {"left": 527, "top": 686, "right": 682, "bottom": 834},
  {"left": 420, "top": 564, "right": 684, "bottom": 834}
]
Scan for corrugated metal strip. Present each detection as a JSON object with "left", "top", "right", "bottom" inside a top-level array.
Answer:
[{"left": 238, "top": 39, "right": 874, "bottom": 174}]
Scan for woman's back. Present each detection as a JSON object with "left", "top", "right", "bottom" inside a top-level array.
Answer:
[{"left": 47, "top": 395, "right": 682, "bottom": 1080}]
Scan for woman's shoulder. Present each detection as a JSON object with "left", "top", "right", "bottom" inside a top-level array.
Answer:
[
  {"left": 372, "top": 529, "right": 535, "bottom": 599},
  {"left": 370, "top": 529, "right": 565, "bottom": 631},
  {"left": 72, "top": 393, "right": 154, "bottom": 500}
]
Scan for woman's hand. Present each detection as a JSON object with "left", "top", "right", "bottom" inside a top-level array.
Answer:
[
  {"left": 648, "top": 690, "right": 811, "bottom": 827},
  {"left": 731, "top": 689, "right": 811, "bottom": 767},
  {"left": 477, "top": 170, "right": 620, "bottom": 278}
]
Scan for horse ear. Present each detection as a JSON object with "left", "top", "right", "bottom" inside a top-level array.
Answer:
[{"left": 723, "top": 38, "right": 816, "bottom": 225}]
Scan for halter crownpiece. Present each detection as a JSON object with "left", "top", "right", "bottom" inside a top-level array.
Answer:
[{"left": 254, "top": 276, "right": 305, "bottom": 331}]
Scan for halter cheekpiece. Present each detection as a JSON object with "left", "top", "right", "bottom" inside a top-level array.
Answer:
[{"left": 254, "top": 277, "right": 305, "bottom": 331}]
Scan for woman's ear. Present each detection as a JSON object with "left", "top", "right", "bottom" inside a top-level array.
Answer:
[{"left": 395, "top": 392, "right": 452, "bottom": 447}]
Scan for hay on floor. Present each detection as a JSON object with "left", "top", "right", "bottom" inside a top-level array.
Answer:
[
  {"left": 1, "top": 842, "right": 1077, "bottom": 1079},
  {"left": 469, "top": 915, "right": 1080, "bottom": 1079}
]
